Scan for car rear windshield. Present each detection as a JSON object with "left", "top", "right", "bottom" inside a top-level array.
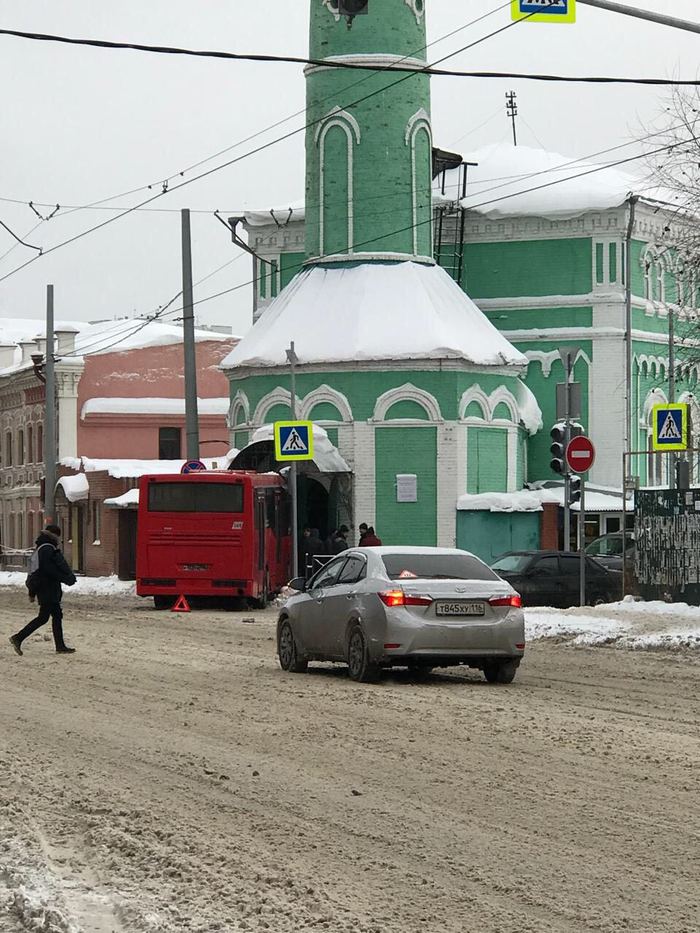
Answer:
[
  {"left": 491, "top": 554, "right": 531, "bottom": 573},
  {"left": 148, "top": 482, "right": 244, "bottom": 513},
  {"left": 381, "top": 553, "right": 498, "bottom": 581}
]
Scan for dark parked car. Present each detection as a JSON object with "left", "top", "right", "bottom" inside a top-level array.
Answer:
[
  {"left": 585, "top": 532, "right": 635, "bottom": 572},
  {"left": 490, "top": 550, "right": 622, "bottom": 608}
]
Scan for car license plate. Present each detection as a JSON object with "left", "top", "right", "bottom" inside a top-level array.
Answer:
[{"left": 435, "top": 601, "right": 484, "bottom": 617}]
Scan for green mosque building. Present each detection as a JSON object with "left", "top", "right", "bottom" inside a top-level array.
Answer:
[
  {"left": 223, "top": 0, "right": 695, "bottom": 556},
  {"left": 222, "top": 0, "right": 541, "bottom": 555}
]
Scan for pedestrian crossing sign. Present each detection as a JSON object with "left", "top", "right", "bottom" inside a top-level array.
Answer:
[
  {"left": 651, "top": 404, "right": 689, "bottom": 452},
  {"left": 511, "top": 0, "right": 576, "bottom": 23},
  {"left": 274, "top": 421, "right": 315, "bottom": 462}
]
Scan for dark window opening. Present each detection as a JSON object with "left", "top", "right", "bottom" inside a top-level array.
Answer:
[{"left": 159, "top": 427, "right": 182, "bottom": 460}]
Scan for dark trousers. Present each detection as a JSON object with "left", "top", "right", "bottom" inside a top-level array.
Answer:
[{"left": 15, "top": 601, "right": 66, "bottom": 650}]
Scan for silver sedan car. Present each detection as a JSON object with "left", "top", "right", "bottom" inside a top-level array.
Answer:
[{"left": 277, "top": 546, "right": 525, "bottom": 683}]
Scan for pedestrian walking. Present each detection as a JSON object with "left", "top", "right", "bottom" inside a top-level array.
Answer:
[
  {"left": 359, "top": 523, "right": 382, "bottom": 547},
  {"left": 330, "top": 525, "right": 350, "bottom": 554},
  {"left": 9, "top": 525, "right": 77, "bottom": 656}
]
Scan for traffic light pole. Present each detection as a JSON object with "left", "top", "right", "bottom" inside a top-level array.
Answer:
[
  {"left": 579, "top": 479, "right": 586, "bottom": 606},
  {"left": 563, "top": 356, "right": 573, "bottom": 553}
]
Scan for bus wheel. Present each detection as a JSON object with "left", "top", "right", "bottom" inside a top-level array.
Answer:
[
  {"left": 278, "top": 620, "right": 307, "bottom": 673},
  {"left": 153, "top": 596, "right": 171, "bottom": 610}
]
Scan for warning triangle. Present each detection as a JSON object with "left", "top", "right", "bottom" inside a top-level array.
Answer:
[
  {"left": 282, "top": 428, "right": 307, "bottom": 453},
  {"left": 659, "top": 412, "right": 682, "bottom": 441},
  {"left": 171, "top": 594, "right": 191, "bottom": 613}
]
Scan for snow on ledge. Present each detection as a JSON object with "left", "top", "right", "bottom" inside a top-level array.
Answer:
[
  {"left": 104, "top": 489, "right": 140, "bottom": 508},
  {"left": 60, "top": 452, "right": 238, "bottom": 479},
  {"left": 457, "top": 491, "right": 543, "bottom": 513},
  {"left": 81, "top": 397, "right": 229, "bottom": 419},
  {"left": 56, "top": 474, "right": 89, "bottom": 503}
]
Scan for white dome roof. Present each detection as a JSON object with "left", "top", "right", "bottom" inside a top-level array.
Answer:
[{"left": 221, "top": 261, "right": 526, "bottom": 370}]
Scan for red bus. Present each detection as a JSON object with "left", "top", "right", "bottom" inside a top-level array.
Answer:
[{"left": 136, "top": 471, "right": 291, "bottom": 608}]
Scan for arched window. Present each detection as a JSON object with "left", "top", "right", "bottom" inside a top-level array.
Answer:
[
  {"left": 5, "top": 431, "right": 12, "bottom": 467},
  {"left": 315, "top": 108, "right": 360, "bottom": 257},
  {"left": 18, "top": 429, "right": 24, "bottom": 465},
  {"left": 405, "top": 110, "right": 433, "bottom": 257},
  {"left": 37, "top": 423, "right": 43, "bottom": 463},
  {"left": 27, "top": 424, "right": 33, "bottom": 464}
]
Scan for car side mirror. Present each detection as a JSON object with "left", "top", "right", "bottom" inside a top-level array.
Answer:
[{"left": 289, "top": 576, "right": 306, "bottom": 592}]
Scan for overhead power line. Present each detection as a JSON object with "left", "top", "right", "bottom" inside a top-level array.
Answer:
[
  {"left": 0, "top": 8, "right": 536, "bottom": 286},
  {"left": 1, "top": 26, "right": 698, "bottom": 86}
]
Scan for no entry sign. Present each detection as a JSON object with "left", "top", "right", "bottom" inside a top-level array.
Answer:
[{"left": 566, "top": 435, "right": 595, "bottom": 474}]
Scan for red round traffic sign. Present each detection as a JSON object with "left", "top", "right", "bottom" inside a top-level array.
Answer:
[{"left": 566, "top": 435, "right": 595, "bottom": 474}]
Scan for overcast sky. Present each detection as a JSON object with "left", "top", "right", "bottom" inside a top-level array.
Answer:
[{"left": 0, "top": 0, "right": 698, "bottom": 338}]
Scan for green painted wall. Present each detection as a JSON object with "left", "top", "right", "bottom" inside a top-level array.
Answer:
[
  {"left": 484, "top": 306, "right": 592, "bottom": 331},
  {"left": 307, "top": 402, "right": 344, "bottom": 421},
  {"left": 462, "top": 238, "right": 592, "bottom": 299},
  {"left": 457, "top": 511, "right": 540, "bottom": 564},
  {"left": 236, "top": 368, "right": 528, "bottom": 425},
  {"left": 280, "top": 252, "right": 305, "bottom": 291},
  {"left": 375, "top": 426, "right": 437, "bottom": 546},
  {"left": 385, "top": 399, "right": 431, "bottom": 420},
  {"left": 467, "top": 427, "right": 508, "bottom": 494}
]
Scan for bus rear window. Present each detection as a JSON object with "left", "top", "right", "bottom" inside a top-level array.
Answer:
[{"left": 148, "top": 482, "right": 244, "bottom": 513}]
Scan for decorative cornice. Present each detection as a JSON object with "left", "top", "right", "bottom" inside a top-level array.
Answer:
[
  {"left": 304, "top": 251, "right": 435, "bottom": 266},
  {"left": 227, "top": 359, "right": 523, "bottom": 379},
  {"left": 305, "top": 53, "right": 426, "bottom": 77}
]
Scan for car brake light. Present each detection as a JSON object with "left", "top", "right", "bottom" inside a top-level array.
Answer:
[
  {"left": 378, "top": 590, "right": 432, "bottom": 607},
  {"left": 489, "top": 594, "right": 522, "bottom": 608}
]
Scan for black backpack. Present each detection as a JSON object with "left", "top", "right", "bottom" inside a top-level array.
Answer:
[{"left": 25, "top": 542, "right": 54, "bottom": 599}]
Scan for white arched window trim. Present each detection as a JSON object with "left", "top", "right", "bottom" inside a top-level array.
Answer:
[
  {"left": 371, "top": 383, "right": 442, "bottom": 423},
  {"left": 459, "top": 385, "right": 519, "bottom": 426},
  {"left": 228, "top": 390, "right": 251, "bottom": 430},
  {"left": 299, "top": 384, "right": 353, "bottom": 422},
  {"left": 405, "top": 109, "right": 432, "bottom": 258},
  {"left": 253, "top": 387, "right": 300, "bottom": 426},
  {"left": 315, "top": 107, "right": 361, "bottom": 257}
]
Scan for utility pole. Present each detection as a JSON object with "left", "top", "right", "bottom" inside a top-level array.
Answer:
[
  {"left": 669, "top": 303, "right": 677, "bottom": 489},
  {"left": 286, "top": 342, "right": 299, "bottom": 579},
  {"left": 505, "top": 91, "right": 518, "bottom": 147},
  {"left": 181, "top": 209, "right": 199, "bottom": 461},
  {"left": 579, "top": 479, "right": 586, "bottom": 607},
  {"left": 577, "top": 0, "right": 700, "bottom": 36},
  {"left": 44, "top": 285, "right": 56, "bottom": 526},
  {"left": 624, "top": 196, "right": 637, "bottom": 490},
  {"left": 563, "top": 353, "right": 572, "bottom": 553}
]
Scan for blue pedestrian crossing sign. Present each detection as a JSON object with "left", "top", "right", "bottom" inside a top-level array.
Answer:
[
  {"left": 274, "top": 421, "right": 315, "bottom": 462},
  {"left": 651, "top": 403, "right": 689, "bottom": 452},
  {"left": 511, "top": 0, "right": 576, "bottom": 23}
]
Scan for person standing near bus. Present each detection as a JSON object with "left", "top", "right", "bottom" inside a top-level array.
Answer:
[
  {"left": 9, "top": 525, "right": 77, "bottom": 656},
  {"left": 358, "top": 523, "right": 382, "bottom": 547}
]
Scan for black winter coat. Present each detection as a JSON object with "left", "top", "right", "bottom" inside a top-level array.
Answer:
[{"left": 33, "top": 532, "right": 76, "bottom": 604}]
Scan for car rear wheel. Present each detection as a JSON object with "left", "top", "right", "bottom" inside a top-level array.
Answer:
[
  {"left": 278, "top": 620, "right": 307, "bottom": 673},
  {"left": 347, "top": 625, "right": 380, "bottom": 683},
  {"left": 483, "top": 659, "right": 518, "bottom": 684}
]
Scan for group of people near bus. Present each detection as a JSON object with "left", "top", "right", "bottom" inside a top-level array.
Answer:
[{"left": 300, "top": 522, "right": 382, "bottom": 569}]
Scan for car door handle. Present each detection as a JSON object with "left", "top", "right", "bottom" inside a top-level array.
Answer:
[{"left": 346, "top": 592, "right": 355, "bottom": 599}]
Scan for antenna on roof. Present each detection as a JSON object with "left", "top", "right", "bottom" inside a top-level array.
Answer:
[{"left": 505, "top": 91, "right": 518, "bottom": 147}]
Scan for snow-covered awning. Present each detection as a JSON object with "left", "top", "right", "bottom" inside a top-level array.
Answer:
[
  {"left": 247, "top": 424, "right": 350, "bottom": 473},
  {"left": 104, "top": 489, "right": 140, "bottom": 509},
  {"left": 457, "top": 491, "right": 543, "bottom": 513},
  {"left": 56, "top": 474, "right": 89, "bottom": 503},
  {"left": 221, "top": 261, "right": 526, "bottom": 370}
]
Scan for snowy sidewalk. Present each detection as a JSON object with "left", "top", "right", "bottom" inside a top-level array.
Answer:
[{"left": 0, "top": 571, "right": 135, "bottom": 598}]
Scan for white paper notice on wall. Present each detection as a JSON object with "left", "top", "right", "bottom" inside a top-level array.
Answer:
[{"left": 396, "top": 473, "right": 418, "bottom": 503}]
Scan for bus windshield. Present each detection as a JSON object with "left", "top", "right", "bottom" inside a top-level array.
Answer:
[{"left": 148, "top": 482, "right": 244, "bottom": 513}]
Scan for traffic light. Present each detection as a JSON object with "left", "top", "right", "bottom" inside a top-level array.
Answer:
[
  {"left": 569, "top": 476, "right": 582, "bottom": 505},
  {"left": 337, "top": 0, "right": 369, "bottom": 14},
  {"left": 550, "top": 424, "right": 566, "bottom": 475}
]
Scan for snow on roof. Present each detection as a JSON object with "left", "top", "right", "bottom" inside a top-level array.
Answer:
[
  {"left": 81, "top": 397, "right": 229, "bottom": 419},
  {"left": 72, "top": 319, "right": 236, "bottom": 356},
  {"left": 248, "top": 424, "right": 351, "bottom": 473},
  {"left": 243, "top": 200, "right": 305, "bottom": 228},
  {"left": 61, "top": 452, "right": 237, "bottom": 479},
  {"left": 56, "top": 473, "right": 90, "bottom": 503},
  {"left": 0, "top": 317, "right": 237, "bottom": 375},
  {"left": 221, "top": 261, "right": 526, "bottom": 370},
  {"left": 438, "top": 142, "right": 642, "bottom": 221},
  {"left": 104, "top": 488, "right": 140, "bottom": 509},
  {"left": 457, "top": 491, "right": 543, "bottom": 513},
  {"left": 458, "top": 484, "right": 633, "bottom": 513}
]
